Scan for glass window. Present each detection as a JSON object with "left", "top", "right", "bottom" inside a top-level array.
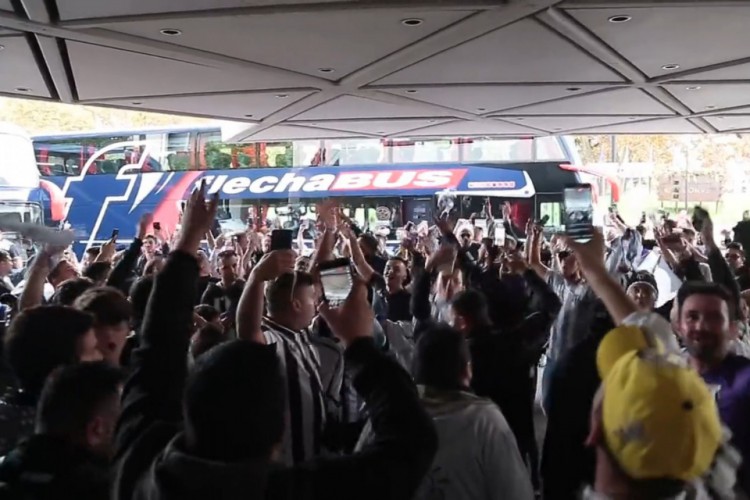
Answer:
[
  {"left": 198, "top": 131, "right": 293, "bottom": 169},
  {"left": 324, "top": 139, "right": 385, "bottom": 165},
  {"left": 461, "top": 138, "right": 533, "bottom": 162},
  {"left": 540, "top": 201, "right": 563, "bottom": 227},
  {"left": 1, "top": 133, "right": 39, "bottom": 187},
  {"left": 390, "top": 140, "right": 458, "bottom": 163},
  {"left": 167, "top": 132, "right": 191, "bottom": 171},
  {"left": 535, "top": 136, "right": 567, "bottom": 161}
]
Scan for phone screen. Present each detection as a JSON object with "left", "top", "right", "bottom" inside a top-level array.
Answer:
[
  {"left": 319, "top": 263, "right": 354, "bottom": 302},
  {"left": 270, "top": 229, "right": 293, "bottom": 251},
  {"left": 563, "top": 184, "right": 594, "bottom": 243},
  {"left": 494, "top": 225, "right": 506, "bottom": 247},
  {"left": 111, "top": 228, "right": 119, "bottom": 240}
]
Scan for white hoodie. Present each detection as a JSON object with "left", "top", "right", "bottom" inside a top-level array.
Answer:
[{"left": 414, "top": 388, "right": 534, "bottom": 500}]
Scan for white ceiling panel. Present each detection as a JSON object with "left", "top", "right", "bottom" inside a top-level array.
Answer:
[
  {"left": 398, "top": 120, "right": 540, "bottom": 138},
  {"left": 500, "top": 115, "right": 636, "bottom": 133},
  {"left": 67, "top": 41, "right": 294, "bottom": 100},
  {"left": 376, "top": 19, "right": 622, "bottom": 85},
  {"left": 379, "top": 85, "right": 605, "bottom": 114},
  {"left": 293, "top": 95, "right": 434, "bottom": 121},
  {"left": 499, "top": 88, "right": 673, "bottom": 116},
  {"left": 568, "top": 6, "right": 750, "bottom": 78},
  {"left": 58, "top": 0, "right": 344, "bottom": 21},
  {"left": 663, "top": 84, "right": 750, "bottom": 113},
  {"left": 95, "top": 90, "right": 314, "bottom": 121},
  {"left": 704, "top": 115, "right": 750, "bottom": 132},
  {"left": 0, "top": 35, "right": 51, "bottom": 98},
  {"left": 105, "top": 9, "right": 475, "bottom": 79},
  {"left": 671, "top": 62, "right": 750, "bottom": 81},
  {"left": 302, "top": 119, "right": 451, "bottom": 136},
  {"left": 0, "top": 0, "right": 13, "bottom": 11},
  {"left": 575, "top": 118, "right": 702, "bottom": 134}
]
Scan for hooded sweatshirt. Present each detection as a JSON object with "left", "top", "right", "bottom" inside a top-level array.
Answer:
[{"left": 413, "top": 387, "right": 534, "bottom": 500}]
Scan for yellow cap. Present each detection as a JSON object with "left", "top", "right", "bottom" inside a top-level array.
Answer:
[{"left": 596, "top": 326, "right": 723, "bottom": 482}]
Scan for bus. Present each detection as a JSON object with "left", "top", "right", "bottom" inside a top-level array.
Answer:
[{"left": 32, "top": 126, "right": 619, "bottom": 253}]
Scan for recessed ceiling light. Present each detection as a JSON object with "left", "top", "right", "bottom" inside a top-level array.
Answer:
[
  {"left": 477, "top": 107, "right": 487, "bottom": 112},
  {"left": 14, "top": 87, "right": 30, "bottom": 92},
  {"left": 661, "top": 64, "right": 680, "bottom": 71},
  {"left": 376, "top": 131, "right": 385, "bottom": 134},
  {"left": 318, "top": 68, "right": 334, "bottom": 74},
  {"left": 705, "top": 105, "right": 716, "bottom": 110},
  {"left": 566, "top": 87, "right": 582, "bottom": 92},
  {"left": 553, "top": 128, "right": 563, "bottom": 131},
  {"left": 0, "top": 45, "right": 5, "bottom": 51},
  {"left": 159, "top": 28, "right": 182, "bottom": 36},
  {"left": 608, "top": 15, "right": 632, "bottom": 23},
  {"left": 716, "top": 116, "right": 725, "bottom": 120},
  {"left": 131, "top": 101, "right": 142, "bottom": 105},
  {"left": 275, "top": 94, "right": 289, "bottom": 99},
  {"left": 686, "top": 86, "right": 702, "bottom": 91},
  {"left": 405, "top": 89, "right": 418, "bottom": 94},
  {"left": 516, "top": 118, "right": 525, "bottom": 121},
  {"left": 427, "top": 120, "right": 436, "bottom": 123},
  {"left": 244, "top": 114, "right": 254, "bottom": 118},
  {"left": 401, "top": 18, "right": 423, "bottom": 27}
]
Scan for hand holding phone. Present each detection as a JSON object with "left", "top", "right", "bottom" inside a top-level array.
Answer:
[
  {"left": 153, "top": 222, "right": 162, "bottom": 232},
  {"left": 270, "top": 229, "right": 293, "bottom": 251},
  {"left": 563, "top": 184, "right": 594, "bottom": 244},
  {"left": 692, "top": 206, "right": 710, "bottom": 232},
  {"left": 111, "top": 228, "right": 119, "bottom": 241},
  {"left": 318, "top": 258, "right": 354, "bottom": 302}
]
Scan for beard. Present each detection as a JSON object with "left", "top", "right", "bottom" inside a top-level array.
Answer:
[{"left": 685, "top": 330, "right": 726, "bottom": 364}]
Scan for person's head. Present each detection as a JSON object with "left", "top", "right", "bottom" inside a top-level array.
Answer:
[
  {"left": 743, "top": 210, "right": 750, "bottom": 221},
  {"left": 556, "top": 250, "right": 580, "bottom": 281},
  {"left": 190, "top": 324, "right": 227, "bottom": 360},
  {"left": 217, "top": 251, "right": 239, "bottom": 284},
  {"left": 458, "top": 229, "right": 472, "bottom": 248},
  {"left": 82, "top": 261, "right": 112, "bottom": 286},
  {"left": 5, "top": 306, "right": 101, "bottom": 399},
  {"left": 261, "top": 234, "right": 272, "bottom": 254},
  {"left": 197, "top": 250, "right": 212, "bottom": 277},
  {"left": 357, "top": 234, "right": 379, "bottom": 257},
  {"left": 384, "top": 257, "right": 409, "bottom": 291},
  {"left": 184, "top": 340, "right": 285, "bottom": 461},
  {"left": 48, "top": 259, "right": 79, "bottom": 288},
  {"left": 143, "top": 254, "right": 164, "bottom": 276},
  {"left": 265, "top": 272, "right": 317, "bottom": 330},
  {"left": 233, "top": 232, "right": 249, "bottom": 252},
  {"left": 412, "top": 324, "right": 471, "bottom": 391},
  {"left": 194, "top": 304, "right": 221, "bottom": 328},
  {"left": 725, "top": 242, "right": 745, "bottom": 271},
  {"left": 74, "top": 287, "right": 132, "bottom": 366},
  {"left": 0, "top": 250, "right": 12, "bottom": 277},
  {"left": 128, "top": 276, "right": 154, "bottom": 333},
  {"left": 676, "top": 282, "right": 735, "bottom": 368},
  {"left": 435, "top": 266, "right": 464, "bottom": 300},
  {"left": 450, "top": 289, "right": 491, "bottom": 334},
  {"left": 36, "top": 362, "right": 124, "bottom": 458},
  {"left": 587, "top": 327, "right": 723, "bottom": 498},
  {"left": 142, "top": 235, "right": 157, "bottom": 257},
  {"left": 51, "top": 277, "right": 95, "bottom": 306},
  {"left": 81, "top": 247, "right": 100, "bottom": 269},
  {"left": 626, "top": 271, "right": 658, "bottom": 312}
]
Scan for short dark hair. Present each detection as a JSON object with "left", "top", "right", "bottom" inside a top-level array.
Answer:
[
  {"left": 265, "top": 272, "right": 315, "bottom": 317},
  {"left": 5, "top": 306, "right": 94, "bottom": 398},
  {"left": 194, "top": 304, "right": 220, "bottom": 324},
  {"left": 412, "top": 324, "right": 470, "bottom": 391},
  {"left": 51, "top": 277, "right": 95, "bottom": 306},
  {"left": 190, "top": 324, "right": 227, "bottom": 360},
  {"left": 74, "top": 287, "right": 132, "bottom": 327},
  {"left": 677, "top": 281, "right": 735, "bottom": 321},
  {"left": 451, "top": 289, "right": 491, "bottom": 328},
  {"left": 36, "top": 362, "right": 124, "bottom": 437},
  {"left": 184, "top": 340, "right": 285, "bottom": 461},
  {"left": 358, "top": 234, "right": 379, "bottom": 254},
  {"left": 83, "top": 262, "right": 112, "bottom": 283},
  {"left": 85, "top": 247, "right": 101, "bottom": 258},
  {"left": 727, "top": 242, "right": 744, "bottom": 255},
  {"left": 0, "top": 250, "right": 11, "bottom": 263}
]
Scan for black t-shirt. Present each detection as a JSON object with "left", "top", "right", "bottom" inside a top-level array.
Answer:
[
  {"left": 387, "top": 289, "right": 412, "bottom": 322},
  {"left": 196, "top": 276, "right": 219, "bottom": 306},
  {"left": 201, "top": 280, "right": 245, "bottom": 314}
]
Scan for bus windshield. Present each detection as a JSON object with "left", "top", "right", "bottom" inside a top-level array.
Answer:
[{"left": 0, "top": 132, "right": 39, "bottom": 189}]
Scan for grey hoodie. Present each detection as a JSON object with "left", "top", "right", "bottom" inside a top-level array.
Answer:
[{"left": 414, "top": 387, "right": 534, "bottom": 500}]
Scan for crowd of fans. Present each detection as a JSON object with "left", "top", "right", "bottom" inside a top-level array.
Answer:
[{"left": 0, "top": 190, "right": 746, "bottom": 499}]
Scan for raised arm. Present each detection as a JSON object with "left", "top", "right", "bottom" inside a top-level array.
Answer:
[
  {"left": 114, "top": 184, "right": 218, "bottom": 458},
  {"left": 19, "top": 246, "right": 62, "bottom": 310},
  {"left": 528, "top": 225, "right": 550, "bottom": 280},
  {"left": 107, "top": 213, "right": 151, "bottom": 291}
]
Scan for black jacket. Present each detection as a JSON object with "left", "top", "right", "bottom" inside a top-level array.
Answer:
[
  {"left": 0, "top": 434, "right": 110, "bottom": 500},
  {"left": 113, "top": 250, "right": 437, "bottom": 500}
]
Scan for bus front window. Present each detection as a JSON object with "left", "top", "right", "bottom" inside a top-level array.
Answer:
[{"left": 0, "top": 132, "right": 39, "bottom": 189}]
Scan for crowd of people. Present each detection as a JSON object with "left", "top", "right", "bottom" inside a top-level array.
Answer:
[{"left": 0, "top": 189, "right": 746, "bottom": 499}]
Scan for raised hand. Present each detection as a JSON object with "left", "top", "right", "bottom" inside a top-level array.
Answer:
[
  {"left": 250, "top": 249, "right": 296, "bottom": 282},
  {"left": 176, "top": 181, "right": 219, "bottom": 254},
  {"left": 318, "top": 275, "right": 373, "bottom": 348},
  {"left": 137, "top": 213, "right": 154, "bottom": 240}
]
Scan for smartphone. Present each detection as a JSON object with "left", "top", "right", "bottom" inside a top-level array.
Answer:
[
  {"left": 563, "top": 184, "right": 594, "bottom": 244},
  {"left": 494, "top": 225, "right": 506, "bottom": 247},
  {"left": 153, "top": 222, "right": 161, "bottom": 231},
  {"left": 318, "top": 258, "right": 354, "bottom": 302},
  {"left": 270, "top": 229, "right": 293, "bottom": 251},
  {"left": 692, "top": 206, "right": 710, "bottom": 232},
  {"left": 111, "top": 228, "right": 119, "bottom": 240}
]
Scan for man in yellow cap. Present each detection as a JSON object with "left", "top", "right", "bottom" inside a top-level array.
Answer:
[{"left": 583, "top": 324, "right": 727, "bottom": 499}]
